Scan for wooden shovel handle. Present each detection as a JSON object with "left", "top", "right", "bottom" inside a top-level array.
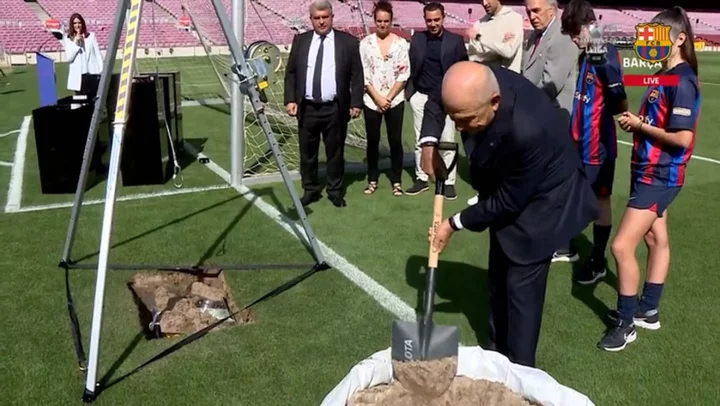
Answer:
[{"left": 428, "top": 193, "right": 444, "bottom": 269}]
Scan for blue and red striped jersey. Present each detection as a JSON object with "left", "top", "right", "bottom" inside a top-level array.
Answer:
[
  {"left": 570, "top": 44, "right": 627, "bottom": 165},
  {"left": 632, "top": 62, "right": 701, "bottom": 187}
]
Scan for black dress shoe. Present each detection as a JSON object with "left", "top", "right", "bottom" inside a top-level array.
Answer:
[
  {"left": 300, "top": 193, "right": 321, "bottom": 206},
  {"left": 328, "top": 195, "right": 346, "bottom": 207}
]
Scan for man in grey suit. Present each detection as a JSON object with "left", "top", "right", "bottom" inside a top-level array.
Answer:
[
  {"left": 522, "top": 0, "right": 580, "bottom": 262},
  {"left": 522, "top": 0, "right": 577, "bottom": 121}
]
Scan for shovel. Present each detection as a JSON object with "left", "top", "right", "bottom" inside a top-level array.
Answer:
[{"left": 391, "top": 141, "right": 460, "bottom": 397}]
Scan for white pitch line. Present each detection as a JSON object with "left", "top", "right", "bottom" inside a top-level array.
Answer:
[
  {"left": 180, "top": 98, "right": 229, "bottom": 108},
  {"left": 183, "top": 142, "right": 417, "bottom": 322},
  {"left": 11, "top": 184, "right": 231, "bottom": 214},
  {"left": 0, "top": 129, "right": 20, "bottom": 138},
  {"left": 618, "top": 140, "right": 720, "bottom": 165},
  {"left": 5, "top": 116, "right": 31, "bottom": 213},
  {"left": 0, "top": 161, "right": 12, "bottom": 167}
]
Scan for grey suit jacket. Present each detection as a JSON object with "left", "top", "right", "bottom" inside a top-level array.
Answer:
[{"left": 521, "top": 18, "right": 578, "bottom": 122}]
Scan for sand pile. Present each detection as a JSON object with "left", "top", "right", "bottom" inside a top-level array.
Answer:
[
  {"left": 348, "top": 357, "right": 534, "bottom": 406},
  {"left": 128, "top": 270, "right": 254, "bottom": 337},
  {"left": 392, "top": 357, "right": 457, "bottom": 398}
]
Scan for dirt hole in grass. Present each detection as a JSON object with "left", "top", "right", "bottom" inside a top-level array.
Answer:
[{"left": 128, "top": 269, "right": 255, "bottom": 338}]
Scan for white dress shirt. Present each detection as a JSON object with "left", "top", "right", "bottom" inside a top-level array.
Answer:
[
  {"left": 359, "top": 33, "right": 411, "bottom": 111},
  {"left": 304, "top": 29, "right": 337, "bottom": 102},
  {"left": 468, "top": 6, "right": 524, "bottom": 73}
]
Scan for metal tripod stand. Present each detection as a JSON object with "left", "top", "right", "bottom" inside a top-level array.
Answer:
[{"left": 67, "top": 0, "right": 327, "bottom": 401}]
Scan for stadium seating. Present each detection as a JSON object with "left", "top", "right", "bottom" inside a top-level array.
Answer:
[
  {"left": 0, "top": 0, "right": 60, "bottom": 53},
  {"left": 154, "top": 0, "right": 298, "bottom": 45},
  {"left": 686, "top": 11, "right": 720, "bottom": 32},
  {"left": 619, "top": 8, "right": 720, "bottom": 35},
  {"left": 38, "top": 0, "right": 199, "bottom": 48},
  {"left": 2, "top": 0, "right": 720, "bottom": 56}
]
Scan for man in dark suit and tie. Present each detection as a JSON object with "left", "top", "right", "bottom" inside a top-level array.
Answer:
[
  {"left": 425, "top": 61, "right": 599, "bottom": 367},
  {"left": 284, "top": 0, "right": 363, "bottom": 208},
  {"left": 405, "top": 2, "right": 468, "bottom": 199}
]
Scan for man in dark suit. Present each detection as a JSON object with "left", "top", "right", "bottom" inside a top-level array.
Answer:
[
  {"left": 284, "top": 0, "right": 363, "bottom": 208},
  {"left": 425, "top": 61, "right": 599, "bottom": 367},
  {"left": 405, "top": 2, "right": 468, "bottom": 199}
]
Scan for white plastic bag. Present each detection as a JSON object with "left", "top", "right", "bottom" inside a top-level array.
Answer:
[{"left": 321, "top": 346, "right": 595, "bottom": 406}]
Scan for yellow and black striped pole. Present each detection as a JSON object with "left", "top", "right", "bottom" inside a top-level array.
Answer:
[
  {"left": 83, "top": 0, "right": 144, "bottom": 401},
  {"left": 113, "top": 0, "right": 143, "bottom": 125}
]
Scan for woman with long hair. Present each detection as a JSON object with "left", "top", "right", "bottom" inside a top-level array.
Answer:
[
  {"left": 358, "top": 0, "right": 410, "bottom": 196},
  {"left": 598, "top": 6, "right": 701, "bottom": 352},
  {"left": 62, "top": 13, "right": 103, "bottom": 94}
]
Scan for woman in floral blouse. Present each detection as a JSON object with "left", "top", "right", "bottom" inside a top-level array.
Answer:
[{"left": 359, "top": 0, "right": 410, "bottom": 196}]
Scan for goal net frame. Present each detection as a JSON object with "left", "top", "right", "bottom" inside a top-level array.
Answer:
[{"left": 182, "top": 0, "right": 394, "bottom": 183}]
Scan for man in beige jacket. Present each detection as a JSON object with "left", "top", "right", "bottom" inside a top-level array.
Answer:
[
  {"left": 466, "top": 0, "right": 524, "bottom": 73},
  {"left": 465, "top": 0, "right": 525, "bottom": 205}
]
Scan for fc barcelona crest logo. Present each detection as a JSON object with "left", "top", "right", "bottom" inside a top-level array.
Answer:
[
  {"left": 634, "top": 23, "right": 673, "bottom": 63},
  {"left": 585, "top": 72, "right": 594, "bottom": 84},
  {"left": 648, "top": 89, "right": 660, "bottom": 103}
]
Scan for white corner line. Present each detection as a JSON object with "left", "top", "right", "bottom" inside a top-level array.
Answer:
[
  {"left": 617, "top": 140, "right": 720, "bottom": 165},
  {"left": 11, "top": 184, "right": 231, "bottom": 214},
  {"left": 183, "top": 142, "right": 416, "bottom": 322},
  {"left": 0, "top": 161, "right": 12, "bottom": 167},
  {"left": 4, "top": 116, "right": 31, "bottom": 213}
]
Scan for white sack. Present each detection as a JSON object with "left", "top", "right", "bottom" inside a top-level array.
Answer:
[{"left": 321, "top": 346, "right": 595, "bottom": 406}]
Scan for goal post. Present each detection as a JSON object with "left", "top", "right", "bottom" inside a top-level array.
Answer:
[
  {"left": 230, "top": 0, "right": 244, "bottom": 186},
  {"left": 171, "top": 0, "right": 394, "bottom": 182}
]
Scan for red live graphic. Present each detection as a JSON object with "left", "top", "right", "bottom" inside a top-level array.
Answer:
[{"left": 623, "top": 74, "right": 680, "bottom": 87}]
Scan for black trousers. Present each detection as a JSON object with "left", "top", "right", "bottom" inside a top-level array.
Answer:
[
  {"left": 363, "top": 102, "right": 404, "bottom": 184},
  {"left": 486, "top": 232, "right": 551, "bottom": 368},
  {"left": 298, "top": 100, "right": 348, "bottom": 198}
]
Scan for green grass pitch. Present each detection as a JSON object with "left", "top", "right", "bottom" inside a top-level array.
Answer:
[{"left": 0, "top": 50, "right": 720, "bottom": 405}]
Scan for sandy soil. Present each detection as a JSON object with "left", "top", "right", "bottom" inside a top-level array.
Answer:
[
  {"left": 349, "top": 357, "right": 533, "bottom": 406},
  {"left": 128, "top": 270, "right": 255, "bottom": 336}
]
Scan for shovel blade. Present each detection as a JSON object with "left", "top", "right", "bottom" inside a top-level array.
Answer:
[{"left": 391, "top": 320, "right": 459, "bottom": 362}]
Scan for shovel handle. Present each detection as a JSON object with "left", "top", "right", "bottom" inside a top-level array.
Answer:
[
  {"left": 428, "top": 191, "right": 444, "bottom": 269},
  {"left": 422, "top": 142, "right": 458, "bottom": 359},
  {"left": 422, "top": 183, "right": 445, "bottom": 359},
  {"left": 428, "top": 142, "right": 458, "bottom": 269}
]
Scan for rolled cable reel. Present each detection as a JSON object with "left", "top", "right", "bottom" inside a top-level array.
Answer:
[{"left": 232, "top": 41, "right": 282, "bottom": 101}]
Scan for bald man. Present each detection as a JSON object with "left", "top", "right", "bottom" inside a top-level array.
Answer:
[{"left": 425, "top": 61, "right": 598, "bottom": 367}]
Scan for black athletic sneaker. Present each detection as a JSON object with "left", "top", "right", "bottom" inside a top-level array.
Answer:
[
  {"left": 607, "top": 308, "right": 661, "bottom": 330},
  {"left": 405, "top": 179, "right": 429, "bottom": 195},
  {"left": 444, "top": 185, "right": 457, "bottom": 200},
  {"left": 573, "top": 257, "right": 608, "bottom": 285},
  {"left": 598, "top": 319, "right": 637, "bottom": 352}
]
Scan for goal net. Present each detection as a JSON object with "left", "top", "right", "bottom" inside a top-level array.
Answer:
[{"left": 136, "top": 0, "right": 381, "bottom": 180}]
